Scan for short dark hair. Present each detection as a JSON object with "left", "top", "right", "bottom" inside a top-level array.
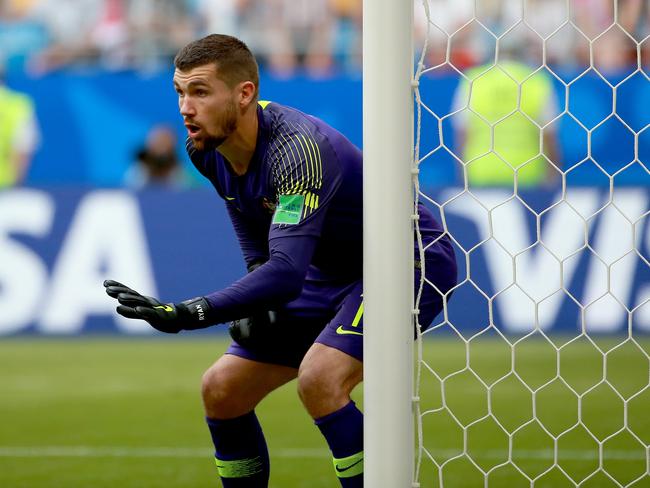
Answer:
[{"left": 174, "top": 34, "right": 259, "bottom": 98}]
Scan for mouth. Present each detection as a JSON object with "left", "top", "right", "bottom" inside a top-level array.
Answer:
[{"left": 184, "top": 123, "right": 202, "bottom": 137}]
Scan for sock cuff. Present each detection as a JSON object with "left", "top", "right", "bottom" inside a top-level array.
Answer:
[
  {"left": 314, "top": 400, "right": 358, "bottom": 427},
  {"left": 333, "top": 451, "right": 364, "bottom": 479},
  {"left": 205, "top": 411, "right": 256, "bottom": 429},
  {"left": 214, "top": 455, "right": 265, "bottom": 478}
]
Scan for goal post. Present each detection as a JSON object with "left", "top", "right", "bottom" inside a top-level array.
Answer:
[{"left": 363, "top": 0, "right": 416, "bottom": 486}]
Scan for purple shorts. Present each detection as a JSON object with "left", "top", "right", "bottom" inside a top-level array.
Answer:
[{"left": 226, "top": 235, "right": 457, "bottom": 369}]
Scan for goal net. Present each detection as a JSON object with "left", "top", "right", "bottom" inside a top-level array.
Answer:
[{"left": 409, "top": 1, "right": 649, "bottom": 487}]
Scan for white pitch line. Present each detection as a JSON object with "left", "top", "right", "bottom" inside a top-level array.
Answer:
[
  {"left": 0, "top": 447, "right": 328, "bottom": 459},
  {"left": 0, "top": 447, "right": 646, "bottom": 461}
]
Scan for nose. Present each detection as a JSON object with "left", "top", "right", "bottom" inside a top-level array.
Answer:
[{"left": 179, "top": 96, "right": 195, "bottom": 117}]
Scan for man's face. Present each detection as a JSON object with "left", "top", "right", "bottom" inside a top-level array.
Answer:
[{"left": 173, "top": 64, "right": 238, "bottom": 151}]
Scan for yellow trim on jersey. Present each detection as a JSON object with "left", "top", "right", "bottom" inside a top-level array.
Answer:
[
  {"left": 302, "top": 191, "right": 320, "bottom": 218},
  {"left": 258, "top": 100, "right": 271, "bottom": 109}
]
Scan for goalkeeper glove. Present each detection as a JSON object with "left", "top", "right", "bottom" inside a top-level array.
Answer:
[
  {"left": 103, "top": 279, "right": 211, "bottom": 334},
  {"left": 227, "top": 260, "right": 277, "bottom": 348},
  {"left": 229, "top": 311, "right": 277, "bottom": 349}
]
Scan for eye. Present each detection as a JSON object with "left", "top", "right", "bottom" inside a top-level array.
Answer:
[{"left": 196, "top": 89, "right": 208, "bottom": 97}]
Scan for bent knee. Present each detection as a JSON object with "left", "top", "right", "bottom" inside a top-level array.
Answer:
[
  {"left": 297, "top": 345, "right": 363, "bottom": 418},
  {"left": 201, "top": 355, "right": 297, "bottom": 419},
  {"left": 297, "top": 364, "right": 335, "bottom": 404},
  {"left": 201, "top": 366, "right": 246, "bottom": 419},
  {"left": 297, "top": 365, "right": 361, "bottom": 419}
]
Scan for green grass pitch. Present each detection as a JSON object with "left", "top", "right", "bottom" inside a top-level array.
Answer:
[{"left": 0, "top": 336, "right": 648, "bottom": 487}]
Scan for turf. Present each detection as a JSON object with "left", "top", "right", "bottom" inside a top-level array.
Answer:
[{"left": 0, "top": 336, "right": 648, "bottom": 487}]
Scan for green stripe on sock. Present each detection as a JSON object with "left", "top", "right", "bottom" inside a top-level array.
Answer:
[
  {"left": 214, "top": 456, "right": 263, "bottom": 478},
  {"left": 332, "top": 451, "right": 364, "bottom": 478}
]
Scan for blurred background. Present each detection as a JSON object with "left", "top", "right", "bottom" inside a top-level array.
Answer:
[{"left": 0, "top": 0, "right": 648, "bottom": 335}]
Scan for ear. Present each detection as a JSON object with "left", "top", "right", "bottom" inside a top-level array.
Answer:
[{"left": 238, "top": 81, "right": 257, "bottom": 108}]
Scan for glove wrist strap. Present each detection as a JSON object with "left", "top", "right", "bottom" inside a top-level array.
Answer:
[{"left": 178, "top": 296, "right": 211, "bottom": 328}]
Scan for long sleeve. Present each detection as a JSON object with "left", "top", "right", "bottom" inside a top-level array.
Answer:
[
  {"left": 204, "top": 233, "right": 318, "bottom": 323},
  {"left": 226, "top": 201, "right": 270, "bottom": 268}
]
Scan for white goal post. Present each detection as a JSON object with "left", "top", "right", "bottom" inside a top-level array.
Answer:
[{"left": 363, "top": 0, "right": 415, "bottom": 487}]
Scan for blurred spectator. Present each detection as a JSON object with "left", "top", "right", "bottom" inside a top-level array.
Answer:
[
  {"left": 414, "top": 0, "right": 477, "bottom": 70},
  {"left": 451, "top": 55, "right": 561, "bottom": 188},
  {"left": 0, "top": 0, "right": 49, "bottom": 72},
  {"left": 126, "top": 0, "right": 194, "bottom": 71},
  {"left": 515, "top": 0, "right": 575, "bottom": 67},
  {"left": 619, "top": 0, "right": 650, "bottom": 66},
  {"left": 125, "top": 125, "right": 191, "bottom": 189},
  {"left": 329, "top": 0, "right": 361, "bottom": 72},
  {"left": 28, "top": 0, "right": 103, "bottom": 73},
  {"left": 193, "top": 0, "right": 243, "bottom": 38},
  {"left": 572, "top": 0, "right": 638, "bottom": 72},
  {"left": 259, "top": 0, "right": 336, "bottom": 75},
  {"left": 89, "top": 0, "right": 130, "bottom": 69},
  {"left": 0, "top": 68, "right": 40, "bottom": 188},
  {"left": 204, "top": 0, "right": 273, "bottom": 70}
]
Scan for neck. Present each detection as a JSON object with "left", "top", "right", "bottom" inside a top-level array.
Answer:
[{"left": 217, "top": 105, "right": 258, "bottom": 176}]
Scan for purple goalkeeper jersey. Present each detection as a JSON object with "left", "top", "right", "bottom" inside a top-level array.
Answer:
[{"left": 187, "top": 101, "right": 445, "bottom": 324}]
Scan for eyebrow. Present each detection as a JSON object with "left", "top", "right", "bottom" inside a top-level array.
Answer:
[{"left": 174, "top": 79, "right": 210, "bottom": 90}]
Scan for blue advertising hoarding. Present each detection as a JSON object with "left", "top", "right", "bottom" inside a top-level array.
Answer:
[{"left": 1, "top": 187, "right": 647, "bottom": 336}]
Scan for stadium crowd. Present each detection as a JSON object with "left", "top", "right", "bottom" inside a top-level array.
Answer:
[
  {"left": 0, "top": 0, "right": 646, "bottom": 76},
  {"left": 0, "top": 0, "right": 361, "bottom": 75}
]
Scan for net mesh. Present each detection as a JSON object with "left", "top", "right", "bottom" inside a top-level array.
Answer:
[{"left": 412, "top": 1, "right": 649, "bottom": 486}]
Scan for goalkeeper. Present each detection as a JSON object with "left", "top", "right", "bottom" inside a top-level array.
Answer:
[{"left": 104, "top": 34, "right": 457, "bottom": 488}]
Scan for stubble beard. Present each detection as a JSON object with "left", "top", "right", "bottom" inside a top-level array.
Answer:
[{"left": 200, "top": 98, "right": 238, "bottom": 151}]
